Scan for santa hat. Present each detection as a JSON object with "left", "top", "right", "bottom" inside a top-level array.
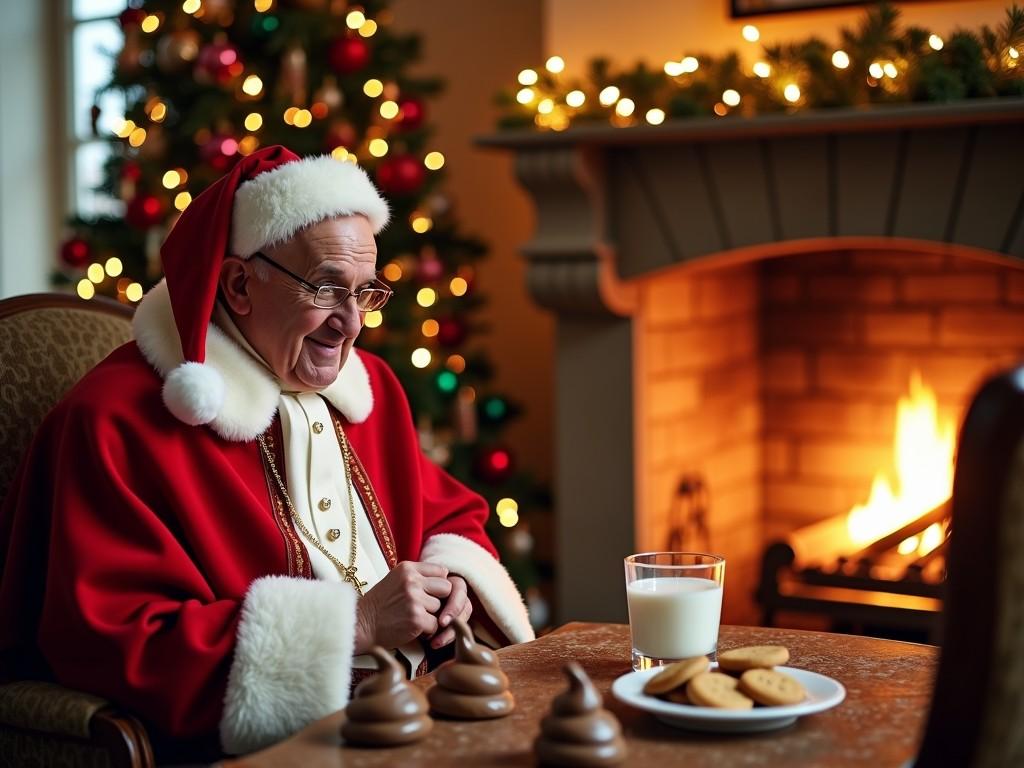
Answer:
[{"left": 158, "top": 145, "right": 390, "bottom": 427}]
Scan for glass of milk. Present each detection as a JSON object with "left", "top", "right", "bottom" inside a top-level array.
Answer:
[{"left": 624, "top": 552, "right": 726, "bottom": 671}]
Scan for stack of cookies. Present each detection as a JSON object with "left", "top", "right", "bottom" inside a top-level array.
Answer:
[{"left": 642, "top": 645, "right": 807, "bottom": 709}]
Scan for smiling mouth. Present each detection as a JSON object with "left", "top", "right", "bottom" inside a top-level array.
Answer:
[{"left": 307, "top": 337, "right": 343, "bottom": 351}]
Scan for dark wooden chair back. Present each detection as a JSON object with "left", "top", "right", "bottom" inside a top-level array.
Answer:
[{"left": 916, "top": 367, "right": 1024, "bottom": 767}]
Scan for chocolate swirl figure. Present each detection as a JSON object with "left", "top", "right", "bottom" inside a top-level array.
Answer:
[
  {"left": 427, "top": 617, "right": 515, "bottom": 719},
  {"left": 534, "top": 663, "right": 627, "bottom": 767},
  {"left": 341, "top": 646, "right": 433, "bottom": 747}
]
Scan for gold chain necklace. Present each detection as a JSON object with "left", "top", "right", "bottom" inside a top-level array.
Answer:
[{"left": 257, "top": 428, "right": 367, "bottom": 595}]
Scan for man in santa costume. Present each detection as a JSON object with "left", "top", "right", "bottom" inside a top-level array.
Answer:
[{"left": 0, "top": 145, "right": 533, "bottom": 757}]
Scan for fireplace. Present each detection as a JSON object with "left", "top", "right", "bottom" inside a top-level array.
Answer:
[
  {"left": 482, "top": 100, "right": 1024, "bottom": 626},
  {"left": 635, "top": 246, "right": 1024, "bottom": 631}
]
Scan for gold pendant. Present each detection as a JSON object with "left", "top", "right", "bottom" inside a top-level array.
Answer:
[{"left": 341, "top": 565, "right": 368, "bottom": 595}]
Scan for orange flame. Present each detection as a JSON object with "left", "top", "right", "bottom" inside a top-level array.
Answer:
[{"left": 846, "top": 372, "right": 955, "bottom": 555}]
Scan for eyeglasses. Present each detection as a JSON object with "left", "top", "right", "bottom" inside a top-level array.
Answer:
[{"left": 252, "top": 252, "right": 393, "bottom": 311}]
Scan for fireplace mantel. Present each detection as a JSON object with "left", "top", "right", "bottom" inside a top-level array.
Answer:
[
  {"left": 480, "top": 99, "right": 1024, "bottom": 624},
  {"left": 483, "top": 99, "right": 1024, "bottom": 287}
]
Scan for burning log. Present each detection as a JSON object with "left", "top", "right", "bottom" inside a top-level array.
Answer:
[
  {"left": 786, "top": 499, "right": 950, "bottom": 570},
  {"left": 848, "top": 501, "right": 949, "bottom": 563},
  {"left": 756, "top": 501, "right": 949, "bottom": 640}
]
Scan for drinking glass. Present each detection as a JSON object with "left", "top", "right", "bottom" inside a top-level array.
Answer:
[{"left": 624, "top": 552, "right": 726, "bottom": 671}]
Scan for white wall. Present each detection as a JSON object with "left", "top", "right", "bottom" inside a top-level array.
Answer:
[
  {"left": 547, "top": 0, "right": 1013, "bottom": 76},
  {"left": 0, "top": 0, "right": 60, "bottom": 298}
]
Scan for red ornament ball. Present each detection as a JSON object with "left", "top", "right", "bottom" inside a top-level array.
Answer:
[
  {"left": 118, "top": 8, "right": 147, "bottom": 28},
  {"left": 200, "top": 134, "right": 240, "bottom": 171},
  {"left": 195, "top": 41, "right": 242, "bottom": 85},
  {"left": 396, "top": 96, "right": 426, "bottom": 131},
  {"left": 437, "top": 317, "right": 466, "bottom": 348},
  {"left": 475, "top": 446, "right": 514, "bottom": 484},
  {"left": 125, "top": 193, "right": 165, "bottom": 230},
  {"left": 323, "top": 121, "right": 358, "bottom": 152},
  {"left": 328, "top": 37, "right": 370, "bottom": 75},
  {"left": 417, "top": 256, "right": 444, "bottom": 283},
  {"left": 60, "top": 237, "right": 91, "bottom": 268},
  {"left": 120, "top": 161, "right": 143, "bottom": 182},
  {"left": 374, "top": 154, "right": 426, "bottom": 196}
]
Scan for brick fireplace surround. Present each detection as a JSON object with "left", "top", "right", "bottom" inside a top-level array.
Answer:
[
  {"left": 482, "top": 100, "right": 1024, "bottom": 625},
  {"left": 637, "top": 248, "right": 1024, "bottom": 625}
]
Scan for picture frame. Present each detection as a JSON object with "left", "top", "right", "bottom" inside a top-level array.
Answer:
[{"left": 731, "top": 0, "right": 919, "bottom": 17}]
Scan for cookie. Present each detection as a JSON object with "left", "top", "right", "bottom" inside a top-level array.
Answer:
[
  {"left": 738, "top": 668, "right": 807, "bottom": 706},
  {"left": 642, "top": 656, "right": 709, "bottom": 696},
  {"left": 686, "top": 672, "right": 754, "bottom": 710},
  {"left": 664, "top": 687, "right": 691, "bottom": 705},
  {"left": 717, "top": 645, "right": 790, "bottom": 672}
]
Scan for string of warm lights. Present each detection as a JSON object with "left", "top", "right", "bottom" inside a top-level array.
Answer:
[{"left": 499, "top": 3, "right": 1024, "bottom": 131}]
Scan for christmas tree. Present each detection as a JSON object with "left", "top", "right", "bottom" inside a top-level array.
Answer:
[{"left": 59, "top": 0, "right": 549, "bottom": 627}]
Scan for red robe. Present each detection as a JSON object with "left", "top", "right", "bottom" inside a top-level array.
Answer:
[{"left": 0, "top": 281, "right": 532, "bottom": 756}]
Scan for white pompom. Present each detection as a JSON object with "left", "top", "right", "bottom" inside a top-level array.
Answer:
[{"left": 163, "top": 362, "right": 225, "bottom": 426}]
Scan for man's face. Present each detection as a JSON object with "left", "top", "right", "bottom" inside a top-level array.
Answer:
[{"left": 231, "top": 214, "right": 378, "bottom": 391}]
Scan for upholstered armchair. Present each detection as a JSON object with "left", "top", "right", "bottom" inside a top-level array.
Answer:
[{"left": 0, "top": 293, "right": 154, "bottom": 768}]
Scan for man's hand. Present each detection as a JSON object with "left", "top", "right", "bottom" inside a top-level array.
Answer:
[
  {"left": 428, "top": 574, "right": 473, "bottom": 649},
  {"left": 354, "top": 561, "right": 452, "bottom": 654}
]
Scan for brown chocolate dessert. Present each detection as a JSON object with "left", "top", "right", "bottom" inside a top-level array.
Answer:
[
  {"left": 341, "top": 646, "right": 433, "bottom": 747},
  {"left": 535, "top": 662, "right": 627, "bottom": 767},
  {"left": 427, "top": 618, "right": 515, "bottom": 719}
]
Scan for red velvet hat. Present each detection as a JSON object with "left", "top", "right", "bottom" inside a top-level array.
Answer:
[{"left": 158, "top": 145, "right": 389, "bottom": 426}]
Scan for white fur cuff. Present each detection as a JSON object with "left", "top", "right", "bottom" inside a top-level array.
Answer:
[
  {"left": 420, "top": 534, "right": 535, "bottom": 645},
  {"left": 220, "top": 576, "right": 358, "bottom": 755}
]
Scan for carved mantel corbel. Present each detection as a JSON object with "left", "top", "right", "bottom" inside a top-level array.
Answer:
[{"left": 513, "top": 145, "right": 636, "bottom": 318}]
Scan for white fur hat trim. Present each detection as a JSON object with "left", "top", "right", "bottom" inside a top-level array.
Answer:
[{"left": 230, "top": 155, "right": 390, "bottom": 257}]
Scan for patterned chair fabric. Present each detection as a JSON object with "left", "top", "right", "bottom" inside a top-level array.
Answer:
[
  {"left": 0, "top": 682, "right": 112, "bottom": 768},
  {"left": 0, "top": 294, "right": 153, "bottom": 768},
  {"left": 0, "top": 681, "right": 107, "bottom": 737},
  {"left": 0, "top": 298, "right": 133, "bottom": 502}
]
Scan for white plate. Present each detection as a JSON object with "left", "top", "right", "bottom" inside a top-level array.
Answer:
[{"left": 611, "top": 663, "right": 846, "bottom": 733}]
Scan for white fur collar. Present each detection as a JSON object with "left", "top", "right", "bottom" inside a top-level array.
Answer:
[{"left": 132, "top": 280, "right": 374, "bottom": 442}]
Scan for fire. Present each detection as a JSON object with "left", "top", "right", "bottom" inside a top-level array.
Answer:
[{"left": 846, "top": 372, "right": 956, "bottom": 555}]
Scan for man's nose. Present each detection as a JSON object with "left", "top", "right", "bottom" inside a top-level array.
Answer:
[{"left": 326, "top": 296, "right": 362, "bottom": 335}]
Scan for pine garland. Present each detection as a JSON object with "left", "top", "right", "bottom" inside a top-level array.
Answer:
[{"left": 497, "top": 3, "right": 1024, "bottom": 131}]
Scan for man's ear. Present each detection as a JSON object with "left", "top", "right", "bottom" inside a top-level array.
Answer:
[{"left": 219, "top": 256, "right": 253, "bottom": 316}]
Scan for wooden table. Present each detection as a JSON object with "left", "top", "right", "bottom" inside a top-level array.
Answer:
[{"left": 231, "top": 623, "right": 936, "bottom": 767}]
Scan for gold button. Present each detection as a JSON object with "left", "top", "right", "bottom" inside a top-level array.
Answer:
[
  {"left": 327, "top": 528, "right": 342, "bottom": 542},
  {"left": 312, "top": 421, "right": 324, "bottom": 434},
  {"left": 319, "top": 497, "right": 332, "bottom": 511}
]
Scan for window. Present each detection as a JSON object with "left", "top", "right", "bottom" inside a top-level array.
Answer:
[{"left": 67, "top": 0, "right": 126, "bottom": 217}]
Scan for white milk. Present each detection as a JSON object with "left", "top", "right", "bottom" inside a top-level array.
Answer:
[{"left": 626, "top": 576, "right": 723, "bottom": 659}]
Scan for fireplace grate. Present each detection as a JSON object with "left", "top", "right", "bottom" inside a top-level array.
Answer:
[{"left": 756, "top": 503, "right": 949, "bottom": 642}]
